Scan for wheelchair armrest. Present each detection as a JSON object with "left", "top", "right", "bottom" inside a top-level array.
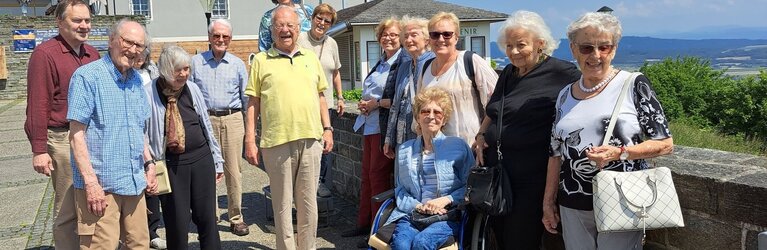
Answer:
[{"left": 372, "top": 189, "right": 395, "bottom": 203}]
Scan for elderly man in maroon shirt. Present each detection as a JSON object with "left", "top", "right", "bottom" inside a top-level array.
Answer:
[{"left": 23, "top": 0, "right": 99, "bottom": 249}]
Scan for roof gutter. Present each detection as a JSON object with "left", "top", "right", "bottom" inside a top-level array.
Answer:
[{"left": 327, "top": 21, "right": 352, "bottom": 37}]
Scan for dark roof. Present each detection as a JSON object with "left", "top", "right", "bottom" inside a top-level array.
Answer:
[
  {"left": 597, "top": 6, "right": 613, "bottom": 12},
  {"left": 337, "top": 0, "right": 508, "bottom": 25}
]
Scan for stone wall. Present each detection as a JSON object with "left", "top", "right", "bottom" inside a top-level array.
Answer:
[
  {"left": 0, "top": 15, "right": 142, "bottom": 100},
  {"left": 328, "top": 108, "right": 767, "bottom": 250}
]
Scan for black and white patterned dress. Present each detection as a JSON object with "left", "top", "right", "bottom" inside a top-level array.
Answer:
[{"left": 549, "top": 70, "right": 672, "bottom": 211}]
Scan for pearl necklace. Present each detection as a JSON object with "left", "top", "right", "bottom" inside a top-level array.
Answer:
[{"left": 579, "top": 69, "right": 617, "bottom": 93}]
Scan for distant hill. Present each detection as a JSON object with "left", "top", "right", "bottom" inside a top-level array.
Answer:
[{"left": 490, "top": 36, "right": 767, "bottom": 68}]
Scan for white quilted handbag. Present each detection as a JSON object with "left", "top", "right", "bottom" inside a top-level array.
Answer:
[{"left": 592, "top": 72, "right": 684, "bottom": 239}]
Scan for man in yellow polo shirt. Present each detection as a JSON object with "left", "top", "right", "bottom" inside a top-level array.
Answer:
[{"left": 244, "top": 5, "right": 334, "bottom": 250}]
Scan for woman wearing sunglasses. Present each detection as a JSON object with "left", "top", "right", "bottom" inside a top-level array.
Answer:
[
  {"left": 472, "top": 10, "right": 581, "bottom": 249},
  {"left": 419, "top": 12, "right": 498, "bottom": 146},
  {"left": 543, "top": 12, "right": 673, "bottom": 249}
]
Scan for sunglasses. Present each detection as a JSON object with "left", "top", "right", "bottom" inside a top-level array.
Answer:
[
  {"left": 429, "top": 31, "right": 454, "bottom": 40},
  {"left": 314, "top": 16, "right": 332, "bottom": 25},
  {"left": 576, "top": 43, "right": 615, "bottom": 55},
  {"left": 419, "top": 108, "right": 444, "bottom": 118}
]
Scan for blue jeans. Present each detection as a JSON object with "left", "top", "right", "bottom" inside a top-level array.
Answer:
[
  {"left": 391, "top": 216, "right": 460, "bottom": 250},
  {"left": 320, "top": 109, "right": 333, "bottom": 183}
]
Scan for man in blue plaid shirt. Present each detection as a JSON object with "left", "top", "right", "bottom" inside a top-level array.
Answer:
[
  {"left": 191, "top": 19, "right": 250, "bottom": 236},
  {"left": 67, "top": 19, "right": 158, "bottom": 249}
]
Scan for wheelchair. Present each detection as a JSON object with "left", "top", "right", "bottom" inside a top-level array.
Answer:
[{"left": 366, "top": 190, "right": 498, "bottom": 250}]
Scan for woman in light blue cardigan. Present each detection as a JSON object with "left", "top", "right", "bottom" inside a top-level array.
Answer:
[
  {"left": 388, "top": 87, "right": 474, "bottom": 250},
  {"left": 144, "top": 45, "right": 225, "bottom": 250}
]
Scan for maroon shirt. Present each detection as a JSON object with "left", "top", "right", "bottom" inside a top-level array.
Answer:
[{"left": 24, "top": 35, "right": 99, "bottom": 153}]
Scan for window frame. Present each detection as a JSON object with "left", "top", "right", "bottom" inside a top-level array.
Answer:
[
  {"left": 470, "top": 36, "right": 486, "bottom": 57},
  {"left": 211, "top": 0, "right": 229, "bottom": 19},
  {"left": 366, "top": 41, "right": 381, "bottom": 73},
  {"left": 130, "top": 0, "right": 152, "bottom": 19}
]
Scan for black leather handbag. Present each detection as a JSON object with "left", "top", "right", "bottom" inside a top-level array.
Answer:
[
  {"left": 410, "top": 205, "right": 461, "bottom": 230},
  {"left": 464, "top": 76, "right": 512, "bottom": 217}
]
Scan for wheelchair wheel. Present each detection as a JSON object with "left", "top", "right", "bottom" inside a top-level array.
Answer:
[{"left": 470, "top": 212, "right": 497, "bottom": 250}]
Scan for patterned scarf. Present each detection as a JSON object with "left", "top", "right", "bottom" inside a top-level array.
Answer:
[{"left": 158, "top": 77, "right": 186, "bottom": 154}]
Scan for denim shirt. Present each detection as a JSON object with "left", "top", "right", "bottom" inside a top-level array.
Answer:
[
  {"left": 384, "top": 51, "right": 435, "bottom": 147},
  {"left": 144, "top": 79, "right": 225, "bottom": 173},
  {"left": 385, "top": 132, "right": 474, "bottom": 225}
]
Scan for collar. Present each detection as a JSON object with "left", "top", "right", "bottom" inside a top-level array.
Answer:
[
  {"left": 202, "top": 50, "right": 230, "bottom": 63},
  {"left": 306, "top": 32, "right": 327, "bottom": 44},
  {"left": 267, "top": 46, "right": 304, "bottom": 58},
  {"left": 382, "top": 48, "right": 402, "bottom": 66},
  {"left": 55, "top": 35, "right": 91, "bottom": 57},
  {"left": 414, "top": 131, "right": 446, "bottom": 153}
]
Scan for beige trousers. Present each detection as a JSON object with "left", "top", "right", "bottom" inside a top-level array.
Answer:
[
  {"left": 210, "top": 112, "right": 245, "bottom": 224},
  {"left": 48, "top": 127, "right": 78, "bottom": 250},
  {"left": 75, "top": 189, "right": 149, "bottom": 250},
  {"left": 262, "top": 139, "right": 321, "bottom": 250}
]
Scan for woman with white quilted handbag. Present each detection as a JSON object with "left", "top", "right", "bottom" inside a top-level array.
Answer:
[{"left": 542, "top": 12, "right": 675, "bottom": 250}]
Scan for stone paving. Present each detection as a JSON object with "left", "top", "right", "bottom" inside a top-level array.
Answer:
[{"left": 0, "top": 99, "right": 365, "bottom": 249}]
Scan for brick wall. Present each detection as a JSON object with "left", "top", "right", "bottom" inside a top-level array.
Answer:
[
  {"left": 329, "top": 107, "right": 767, "bottom": 250},
  {"left": 149, "top": 40, "right": 259, "bottom": 68},
  {"left": 0, "top": 15, "right": 143, "bottom": 100}
]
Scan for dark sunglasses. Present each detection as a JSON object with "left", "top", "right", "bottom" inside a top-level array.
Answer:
[
  {"left": 576, "top": 43, "right": 615, "bottom": 55},
  {"left": 314, "top": 16, "right": 332, "bottom": 25},
  {"left": 429, "top": 31, "right": 454, "bottom": 40}
]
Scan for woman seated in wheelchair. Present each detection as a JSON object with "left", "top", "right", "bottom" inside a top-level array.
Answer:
[{"left": 386, "top": 87, "right": 474, "bottom": 250}]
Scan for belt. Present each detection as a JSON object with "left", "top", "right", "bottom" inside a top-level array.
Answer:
[{"left": 208, "top": 108, "right": 241, "bottom": 116}]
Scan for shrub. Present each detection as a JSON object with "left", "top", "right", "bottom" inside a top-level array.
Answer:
[{"left": 342, "top": 89, "right": 362, "bottom": 101}]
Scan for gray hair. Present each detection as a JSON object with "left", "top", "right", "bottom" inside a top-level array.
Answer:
[
  {"left": 566, "top": 12, "right": 623, "bottom": 44},
  {"left": 496, "top": 10, "right": 558, "bottom": 55},
  {"left": 157, "top": 45, "right": 192, "bottom": 82},
  {"left": 399, "top": 15, "right": 429, "bottom": 41},
  {"left": 109, "top": 18, "right": 151, "bottom": 51},
  {"left": 208, "top": 19, "right": 233, "bottom": 34}
]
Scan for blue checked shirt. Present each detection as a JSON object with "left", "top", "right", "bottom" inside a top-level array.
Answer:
[
  {"left": 67, "top": 55, "right": 150, "bottom": 196},
  {"left": 191, "top": 51, "right": 248, "bottom": 110}
]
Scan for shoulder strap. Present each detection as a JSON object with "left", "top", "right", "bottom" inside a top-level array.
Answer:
[
  {"left": 421, "top": 57, "right": 436, "bottom": 82},
  {"left": 495, "top": 66, "right": 506, "bottom": 161},
  {"left": 601, "top": 72, "right": 640, "bottom": 146},
  {"left": 463, "top": 51, "right": 476, "bottom": 91}
]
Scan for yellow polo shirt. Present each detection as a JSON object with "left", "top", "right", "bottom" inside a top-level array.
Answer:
[{"left": 246, "top": 47, "right": 328, "bottom": 148}]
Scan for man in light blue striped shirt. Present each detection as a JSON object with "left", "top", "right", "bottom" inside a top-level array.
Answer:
[
  {"left": 67, "top": 19, "right": 157, "bottom": 249},
  {"left": 190, "top": 19, "right": 250, "bottom": 236}
]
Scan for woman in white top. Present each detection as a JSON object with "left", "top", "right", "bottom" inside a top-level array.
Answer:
[{"left": 419, "top": 12, "right": 498, "bottom": 145}]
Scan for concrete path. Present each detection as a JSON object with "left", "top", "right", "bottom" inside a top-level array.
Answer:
[{"left": 0, "top": 99, "right": 365, "bottom": 249}]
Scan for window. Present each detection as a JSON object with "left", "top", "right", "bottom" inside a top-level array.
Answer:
[
  {"left": 212, "top": 0, "right": 229, "bottom": 19},
  {"left": 366, "top": 41, "right": 380, "bottom": 73},
  {"left": 131, "top": 0, "right": 151, "bottom": 17},
  {"left": 456, "top": 36, "right": 465, "bottom": 50},
  {"left": 471, "top": 36, "right": 486, "bottom": 57}
]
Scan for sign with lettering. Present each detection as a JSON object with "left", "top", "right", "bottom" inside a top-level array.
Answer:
[
  {"left": 460, "top": 26, "right": 478, "bottom": 36},
  {"left": 31, "top": 28, "right": 111, "bottom": 52},
  {"left": 13, "top": 29, "right": 36, "bottom": 52}
]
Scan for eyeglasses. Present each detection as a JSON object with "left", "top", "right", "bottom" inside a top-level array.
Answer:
[
  {"left": 575, "top": 43, "right": 615, "bottom": 55},
  {"left": 273, "top": 23, "right": 297, "bottom": 30},
  {"left": 419, "top": 108, "right": 444, "bottom": 118},
  {"left": 380, "top": 33, "right": 399, "bottom": 39},
  {"left": 120, "top": 36, "right": 146, "bottom": 52},
  {"left": 429, "top": 31, "right": 454, "bottom": 40},
  {"left": 314, "top": 16, "right": 332, "bottom": 25},
  {"left": 211, "top": 34, "right": 231, "bottom": 40}
]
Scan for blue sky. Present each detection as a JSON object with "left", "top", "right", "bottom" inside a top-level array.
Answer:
[{"left": 440, "top": 0, "right": 767, "bottom": 40}]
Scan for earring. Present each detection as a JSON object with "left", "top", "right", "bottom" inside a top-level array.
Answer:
[{"left": 538, "top": 48, "right": 543, "bottom": 53}]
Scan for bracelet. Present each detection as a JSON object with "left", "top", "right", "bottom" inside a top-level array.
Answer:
[{"left": 143, "top": 159, "right": 158, "bottom": 171}]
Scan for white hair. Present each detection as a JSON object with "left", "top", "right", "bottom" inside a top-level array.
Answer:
[
  {"left": 567, "top": 12, "right": 623, "bottom": 44},
  {"left": 109, "top": 18, "right": 150, "bottom": 51},
  {"left": 271, "top": 5, "right": 299, "bottom": 27},
  {"left": 496, "top": 10, "right": 558, "bottom": 55},
  {"left": 399, "top": 15, "right": 429, "bottom": 40},
  {"left": 157, "top": 45, "right": 191, "bottom": 82},
  {"left": 208, "top": 19, "right": 233, "bottom": 35}
]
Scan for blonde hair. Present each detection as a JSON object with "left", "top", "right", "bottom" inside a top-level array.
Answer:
[
  {"left": 375, "top": 17, "right": 400, "bottom": 40},
  {"left": 312, "top": 3, "right": 337, "bottom": 24},
  {"left": 414, "top": 87, "right": 454, "bottom": 124},
  {"left": 428, "top": 12, "right": 460, "bottom": 35}
]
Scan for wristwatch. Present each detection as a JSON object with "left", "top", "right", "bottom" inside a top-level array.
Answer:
[
  {"left": 619, "top": 146, "right": 629, "bottom": 161},
  {"left": 323, "top": 126, "right": 334, "bottom": 132},
  {"left": 143, "top": 159, "right": 158, "bottom": 171}
]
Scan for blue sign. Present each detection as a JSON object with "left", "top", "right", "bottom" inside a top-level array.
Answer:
[{"left": 13, "top": 29, "right": 36, "bottom": 52}]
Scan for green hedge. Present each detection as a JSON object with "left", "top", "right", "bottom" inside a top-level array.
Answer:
[
  {"left": 640, "top": 57, "right": 767, "bottom": 148},
  {"left": 342, "top": 89, "right": 362, "bottom": 101}
]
